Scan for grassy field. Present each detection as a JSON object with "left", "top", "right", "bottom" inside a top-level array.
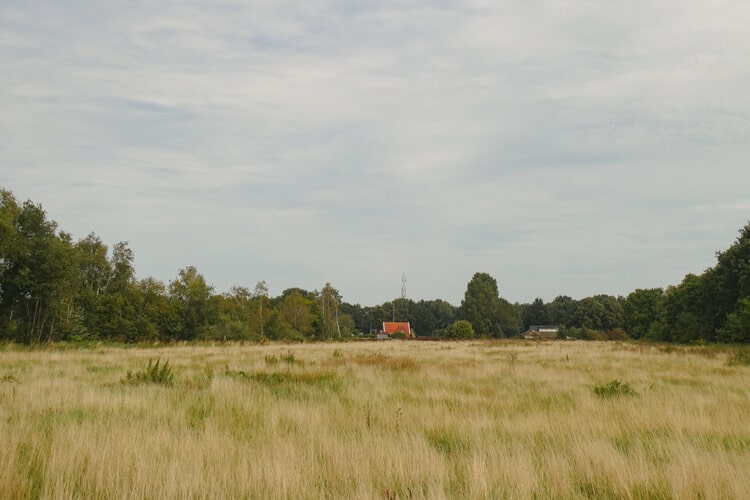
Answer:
[{"left": 1, "top": 340, "right": 749, "bottom": 499}]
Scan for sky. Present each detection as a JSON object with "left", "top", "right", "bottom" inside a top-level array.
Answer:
[{"left": 2, "top": 1, "right": 749, "bottom": 306}]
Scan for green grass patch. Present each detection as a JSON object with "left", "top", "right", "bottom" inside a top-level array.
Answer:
[
  {"left": 352, "top": 352, "right": 418, "bottom": 371},
  {"left": 228, "top": 368, "right": 342, "bottom": 399},
  {"left": 425, "top": 427, "right": 471, "bottom": 456},
  {"left": 631, "top": 481, "right": 673, "bottom": 500},
  {"left": 574, "top": 475, "right": 619, "bottom": 499},
  {"left": 613, "top": 433, "right": 633, "bottom": 455},
  {"left": 16, "top": 442, "right": 46, "bottom": 499},
  {"left": 687, "top": 432, "right": 750, "bottom": 453},
  {"left": 185, "top": 392, "right": 214, "bottom": 430},
  {"left": 593, "top": 380, "right": 636, "bottom": 398},
  {"left": 84, "top": 364, "right": 118, "bottom": 374}
]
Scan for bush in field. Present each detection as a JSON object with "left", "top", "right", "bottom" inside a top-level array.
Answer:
[
  {"left": 122, "top": 358, "right": 175, "bottom": 386},
  {"left": 446, "top": 320, "right": 475, "bottom": 339},
  {"left": 564, "top": 327, "right": 627, "bottom": 341},
  {"left": 593, "top": 380, "right": 636, "bottom": 397},
  {"left": 605, "top": 328, "right": 630, "bottom": 341}
]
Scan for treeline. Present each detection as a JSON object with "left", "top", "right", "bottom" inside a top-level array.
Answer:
[
  {"left": 0, "top": 189, "right": 351, "bottom": 343},
  {"left": 514, "top": 223, "right": 750, "bottom": 343},
  {"left": 1, "top": 188, "right": 748, "bottom": 343}
]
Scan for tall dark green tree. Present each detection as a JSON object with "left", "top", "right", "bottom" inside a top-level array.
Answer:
[
  {"left": 460, "top": 272, "right": 499, "bottom": 335},
  {"left": 0, "top": 193, "right": 78, "bottom": 342},
  {"left": 168, "top": 266, "right": 216, "bottom": 340},
  {"left": 522, "top": 298, "right": 550, "bottom": 330},
  {"left": 279, "top": 289, "right": 314, "bottom": 338},
  {"left": 460, "top": 272, "right": 521, "bottom": 337},
  {"left": 706, "top": 222, "right": 750, "bottom": 336},
  {"left": 130, "top": 277, "right": 169, "bottom": 342},
  {"left": 644, "top": 222, "right": 749, "bottom": 343},
  {"left": 623, "top": 288, "right": 663, "bottom": 339},
  {"left": 593, "top": 295, "right": 624, "bottom": 331},
  {"left": 73, "top": 236, "right": 108, "bottom": 340},
  {"left": 99, "top": 242, "right": 138, "bottom": 340},
  {"left": 572, "top": 297, "right": 606, "bottom": 329},
  {"left": 71, "top": 236, "right": 141, "bottom": 341},
  {"left": 410, "top": 299, "right": 456, "bottom": 337},
  {"left": 569, "top": 295, "right": 623, "bottom": 331},
  {"left": 718, "top": 297, "right": 750, "bottom": 342},
  {"left": 547, "top": 295, "right": 578, "bottom": 327},
  {"left": 647, "top": 274, "right": 712, "bottom": 342}
]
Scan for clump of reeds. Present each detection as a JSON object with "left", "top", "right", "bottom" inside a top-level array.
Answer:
[
  {"left": 593, "top": 380, "right": 636, "bottom": 397},
  {"left": 122, "top": 358, "right": 175, "bottom": 386},
  {"left": 265, "top": 350, "right": 303, "bottom": 366}
]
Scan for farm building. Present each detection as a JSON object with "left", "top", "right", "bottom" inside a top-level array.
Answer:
[
  {"left": 378, "top": 322, "right": 412, "bottom": 339},
  {"left": 523, "top": 325, "right": 559, "bottom": 340}
]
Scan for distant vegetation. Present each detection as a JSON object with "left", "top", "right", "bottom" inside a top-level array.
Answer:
[{"left": 1, "top": 188, "right": 748, "bottom": 343}]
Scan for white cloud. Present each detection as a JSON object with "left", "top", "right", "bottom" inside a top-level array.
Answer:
[{"left": 2, "top": 0, "right": 749, "bottom": 305}]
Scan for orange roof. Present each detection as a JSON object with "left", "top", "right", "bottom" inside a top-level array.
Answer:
[{"left": 382, "top": 322, "right": 411, "bottom": 337}]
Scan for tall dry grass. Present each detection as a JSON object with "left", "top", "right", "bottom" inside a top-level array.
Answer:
[{"left": 1, "top": 340, "right": 749, "bottom": 498}]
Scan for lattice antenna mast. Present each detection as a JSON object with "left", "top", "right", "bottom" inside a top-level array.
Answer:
[{"left": 401, "top": 273, "right": 407, "bottom": 299}]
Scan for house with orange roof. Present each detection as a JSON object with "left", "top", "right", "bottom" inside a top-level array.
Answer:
[{"left": 378, "top": 321, "right": 412, "bottom": 339}]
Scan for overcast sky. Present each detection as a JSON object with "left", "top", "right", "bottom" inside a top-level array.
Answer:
[{"left": 2, "top": 1, "right": 749, "bottom": 306}]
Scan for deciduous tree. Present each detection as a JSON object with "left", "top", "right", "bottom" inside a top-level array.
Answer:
[
  {"left": 168, "top": 266, "right": 216, "bottom": 340},
  {"left": 460, "top": 272, "right": 521, "bottom": 337},
  {"left": 623, "top": 288, "right": 662, "bottom": 339}
]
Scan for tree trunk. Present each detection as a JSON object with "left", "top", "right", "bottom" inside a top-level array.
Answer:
[
  {"left": 48, "top": 318, "right": 55, "bottom": 343},
  {"left": 259, "top": 300, "right": 264, "bottom": 336},
  {"left": 335, "top": 308, "right": 341, "bottom": 338}
]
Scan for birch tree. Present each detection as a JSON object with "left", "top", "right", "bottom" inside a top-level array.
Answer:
[{"left": 254, "top": 280, "right": 269, "bottom": 337}]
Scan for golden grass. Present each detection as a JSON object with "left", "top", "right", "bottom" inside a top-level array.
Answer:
[{"left": 1, "top": 340, "right": 749, "bottom": 498}]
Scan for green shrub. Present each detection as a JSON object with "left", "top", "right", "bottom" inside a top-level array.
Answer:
[
  {"left": 605, "top": 328, "right": 630, "bottom": 341},
  {"left": 447, "top": 320, "right": 475, "bottom": 339},
  {"left": 122, "top": 358, "right": 175, "bottom": 386},
  {"left": 593, "top": 380, "right": 636, "bottom": 397}
]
